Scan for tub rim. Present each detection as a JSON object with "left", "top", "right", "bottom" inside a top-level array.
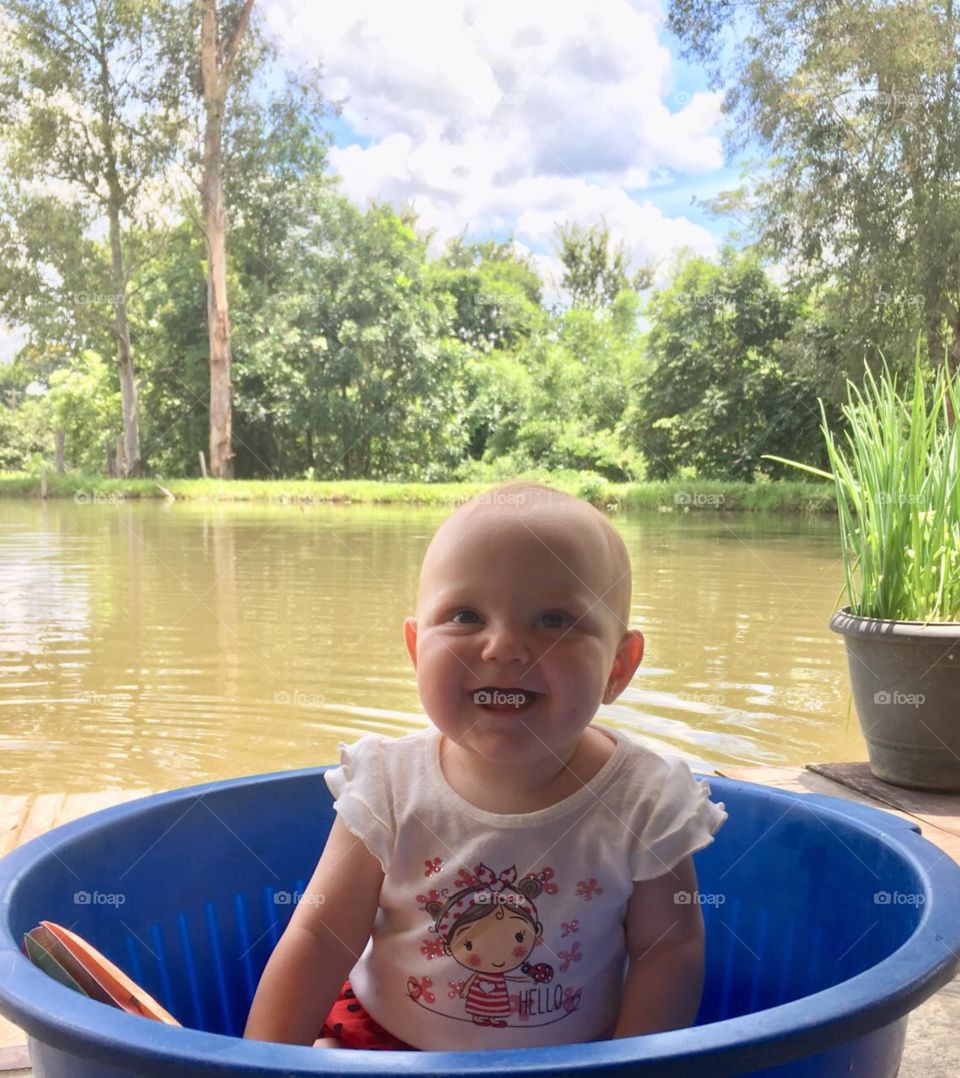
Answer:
[{"left": 0, "top": 768, "right": 957, "bottom": 1077}]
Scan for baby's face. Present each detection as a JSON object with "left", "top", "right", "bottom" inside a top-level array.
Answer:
[{"left": 404, "top": 502, "right": 635, "bottom": 768}]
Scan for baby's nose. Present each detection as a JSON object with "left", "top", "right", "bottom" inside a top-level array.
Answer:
[{"left": 480, "top": 624, "right": 531, "bottom": 664}]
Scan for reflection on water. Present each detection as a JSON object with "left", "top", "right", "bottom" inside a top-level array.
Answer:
[{"left": 0, "top": 500, "right": 865, "bottom": 793}]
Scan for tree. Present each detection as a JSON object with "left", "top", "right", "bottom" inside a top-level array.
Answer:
[
  {"left": 0, "top": 0, "right": 185, "bottom": 476},
  {"left": 250, "top": 193, "right": 468, "bottom": 479},
  {"left": 197, "top": 0, "right": 255, "bottom": 478},
  {"left": 631, "top": 249, "right": 825, "bottom": 480},
  {"left": 45, "top": 350, "right": 122, "bottom": 472},
  {"left": 128, "top": 16, "right": 332, "bottom": 480},
  {"left": 667, "top": 0, "right": 960, "bottom": 380},
  {"left": 434, "top": 237, "right": 545, "bottom": 353},
  {"left": 554, "top": 219, "right": 653, "bottom": 309},
  {"left": 133, "top": 218, "right": 209, "bottom": 477}
]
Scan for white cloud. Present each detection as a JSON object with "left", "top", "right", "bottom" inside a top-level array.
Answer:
[
  {"left": 0, "top": 325, "right": 27, "bottom": 363},
  {"left": 262, "top": 0, "right": 722, "bottom": 272}
]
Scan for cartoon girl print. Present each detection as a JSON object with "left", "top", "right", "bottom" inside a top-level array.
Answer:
[{"left": 424, "top": 863, "right": 554, "bottom": 1026}]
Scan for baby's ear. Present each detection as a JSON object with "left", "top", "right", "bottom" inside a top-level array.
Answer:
[
  {"left": 603, "top": 630, "right": 644, "bottom": 703},
  {"left": 403, "top": 617, "right": 418, "bottom": 669}
]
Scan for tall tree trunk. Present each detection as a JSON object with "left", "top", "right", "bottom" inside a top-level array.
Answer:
[
  {"left": 98, "top": 27, "right": 141, "bottom": 478},
  {"left": 200, "top": 0, "right": 255, "bottom": 480},
  {"left": 202, "top": 96, "right": 233, "bottom": 479},
  {"left": 110, "top": 214, "right": 142, "bottom": 477}
]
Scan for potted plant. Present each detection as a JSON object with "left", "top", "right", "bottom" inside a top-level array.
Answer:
[{"left": 768, "top": 353, "right": 960, "bottom": 792}]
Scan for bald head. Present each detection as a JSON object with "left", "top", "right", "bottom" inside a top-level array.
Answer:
[{"left": 417, "top": 482, "right": 633, "bottom": 633}]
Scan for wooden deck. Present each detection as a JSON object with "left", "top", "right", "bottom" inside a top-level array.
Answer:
[
  {"left": 0, "top": 769, "right": 958, "bottom": 1075},
  {"left": 0, "top": 788, "right": 154, "bottom": 1074},
  {"left": 714, "top": 761, "right": 960, "bottom": 864}
]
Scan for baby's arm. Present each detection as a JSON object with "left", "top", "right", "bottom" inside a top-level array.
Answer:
[
  {"left": 243, "top": 814, "right": 385, "bottom": 1045},
  {"left": 612, "top": 855, "right": 705, "bottom": 1038}
]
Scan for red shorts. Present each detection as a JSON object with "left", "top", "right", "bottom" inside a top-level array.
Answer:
[{"left": 321, "top": 979, "right": 416, "bottom": 1050}]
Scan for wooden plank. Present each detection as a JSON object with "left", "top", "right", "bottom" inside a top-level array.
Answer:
[
  {"left": 14, "top": 795, "right": 65, "bottom": 848},
  {"left": 58, "top": 789, "right": 152, "bottom": 828},
  {"left": 0, "top": 1014, "right": 27, "bottom": 1052},
  {"left": 807, "top": 762, "right": 960, "bottom": 837},
  {"left": 2, "top": 789, "right": 154, "bottom": 855},
  {"left": 0, "top": 1039, "right": 29, "bottom": 1073},
  {"left": 0, "top": 798, "right": 29, "bottom": 858},
  {"left": 714, "top": 765, "right": 887, "bottom": 804},
  {"left": 0, "top": 789, "right": 154, "bottom": 1076},
  {"left": 715, "top": 765, "right": 960, "bottom": 864}
]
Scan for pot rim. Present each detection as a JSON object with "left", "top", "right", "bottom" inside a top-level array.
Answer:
[
  {"left": 830, "top": 606, "right": 960, "bottom": 639},
  {"left": 2, "top": 770, "right": 959, "bottom": 1075}
]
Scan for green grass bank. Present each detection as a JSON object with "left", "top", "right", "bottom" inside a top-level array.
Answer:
[{"left": 0, "top": 471, "right": 836, "bottom": 514}]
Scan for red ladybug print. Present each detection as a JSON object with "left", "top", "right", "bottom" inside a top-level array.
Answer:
[{"left": 521, "top": 961, "right": 554, "bottom": 984}]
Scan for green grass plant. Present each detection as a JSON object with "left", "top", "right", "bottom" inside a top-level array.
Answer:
[{"left": 767, "top": 353, "right": 960, "bottom": 622}]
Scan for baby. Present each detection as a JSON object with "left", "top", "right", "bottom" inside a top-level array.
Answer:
[{"left": 244, "top": 481, "right": 727, "bottom": 1051}]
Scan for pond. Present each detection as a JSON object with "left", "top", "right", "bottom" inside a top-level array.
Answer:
[{"left": 0, "top": 499, "right": 866, "bottom": 794}]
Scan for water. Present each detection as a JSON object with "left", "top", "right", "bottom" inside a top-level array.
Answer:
[{"left": 0, "top": 499, "right": 865, "bottom": 793}]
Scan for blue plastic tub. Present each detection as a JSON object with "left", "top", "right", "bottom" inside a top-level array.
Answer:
[{"left": 0, "top": 768, "right": 958, "bottom": 1077}]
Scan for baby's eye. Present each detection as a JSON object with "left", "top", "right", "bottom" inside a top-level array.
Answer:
[
  {"left": 450, "top": 609, "right": 481, "bottom": 624},
  {"left": 464, "top": 940, "right": 473, "bottom": 951},
  {"left": 537, "top": 611, "right": 572, "bottom": 629},
  {"left": 514, "top": 931, "right": 525, "bottom": 943}
]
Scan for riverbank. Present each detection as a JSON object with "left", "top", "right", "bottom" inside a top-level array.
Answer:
[{"left": 0, "top": 471, "right": 836, "bottom": 513}]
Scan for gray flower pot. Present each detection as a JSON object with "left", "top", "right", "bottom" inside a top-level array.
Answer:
[{"left": 830, "top": 608, "right": 960, "bottom": 793}]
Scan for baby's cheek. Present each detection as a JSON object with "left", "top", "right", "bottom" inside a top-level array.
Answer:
[
  {"left": 512, "top": 945, "right": 526, "bottom": 958},
  {"left": 468, "top": 953, "right": 482, "bottom": 967}
]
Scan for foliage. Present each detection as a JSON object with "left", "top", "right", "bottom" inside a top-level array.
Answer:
[
  {"left": 434, "top": 237, "right": 546, "bottom": 353},
  {"left": 667, "top": 0, "right": 960, "bottom": 375},
  {"left": 768, "top": 351, "right": 960, "bottom": 621},
  {"left": 0, "top": 0, "right": 196, "bottom": 473},
  {"left": 554, "top": 219, "right": 653, "bottom": 309},
  {"left": 631, "top": 248, "right": 827, "bottom": 480},
  {"left": 0, "top": 471, "right": 837, "bottom": 515},
  {"left": 134, "top": 220, "right": 210, "bottom": 475},
  {"left": 249, "top": 193, "right": 470, "bottom": 479},
  {"left": 0, "top": 1, "right": 935, "bottom": 493},
  {"left": 0, "top": 395, "right": 48, "bottom": 471},
  {"left": 46, "top": 351, "right": 122, "bottom": 472}
]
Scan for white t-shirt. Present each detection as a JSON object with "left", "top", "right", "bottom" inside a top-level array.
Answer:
[{"left": 323, "top": 725, "right": 727, "bottom": 1051}]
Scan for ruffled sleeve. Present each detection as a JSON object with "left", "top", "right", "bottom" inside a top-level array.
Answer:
[
  {"left": 323, "top": 736, "right": 395, "bottom": 872},
  {"left": 630, "top": 756, "right": 727, "bottom": 881}
]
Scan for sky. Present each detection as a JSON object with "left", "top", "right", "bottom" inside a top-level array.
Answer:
[
  {"left": 260, "top": 0, "right": 739, "bottom": 291},
  {"left": 1, "top": 0, "right": 745, "bottom": 362}
]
